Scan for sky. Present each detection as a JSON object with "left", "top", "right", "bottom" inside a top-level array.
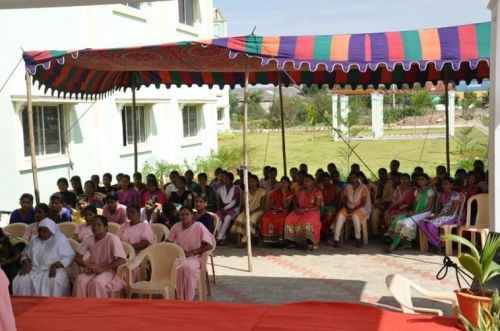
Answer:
[{"left": 213, "top": 0, "right": 490, "bottom": 36}]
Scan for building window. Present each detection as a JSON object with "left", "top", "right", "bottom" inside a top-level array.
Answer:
[
  {"left": 183, "top": 105, "right": 199, "bottom": 137},
  {"left": 217, "top": 107, "right": 225, "bottom": 121},
  {"left": 122, "top": 105, "right": 147, "bottom": 146},
  {"left": 22, "top": 105, "right": 65, "bottom": 157},
  {"left": 124, "top": 2, "right": 142, "bottom": 9},
  {"left": 178, "top": 0, "right": 195, "bottom": 26}
]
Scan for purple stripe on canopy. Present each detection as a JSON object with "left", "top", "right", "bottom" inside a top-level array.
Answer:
[
  {"left": 348, "top": 34, "right": 366, "bottom": 62},
  {"left": 211, "top": 38, "right": 229, "bottom": 48},
  {"left": 369, "top": 33, "right": 389, "bottom": 62},
  {"left": 438, "top": 27, "right": 460, "bottom": 60},
  {"left": 278, "top": 36, "right": 298, "bottom": 58}
]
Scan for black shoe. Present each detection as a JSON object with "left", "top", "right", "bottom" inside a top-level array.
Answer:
[
  {"left": 355, "top": 239, "right": 363, "bottom": 248},
  {"left": 217, "top": 239, "right": 226, "bottom": 246},
  {"left": 333, "top": 240, "right": 340, "bottom": 248}
]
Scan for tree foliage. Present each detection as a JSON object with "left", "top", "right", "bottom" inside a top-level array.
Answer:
[
  {"left": 408, "top": 88, "right": 433, "bottom": 116},
  {"left": 461, "top": 91, "right": 479, "bottom": 121}
]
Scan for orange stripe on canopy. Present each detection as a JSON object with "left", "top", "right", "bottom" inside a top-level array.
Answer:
[
  {"left": 262, "top": 36, "right": 280, "bottom": 57},
  {"left": 419, "top": 28, "right": 441, "bottom": 60},
  {"left": 330, "top": 35, "right": 350, "bottom": 62}
]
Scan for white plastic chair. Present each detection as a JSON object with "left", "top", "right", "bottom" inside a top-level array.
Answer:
[
  {"left": 207, "top": 212, "right": 219, "bottom": 285},
  {"left": 124, "top": 242, "right": 185, "bottom": 299},
  {"left": 341, "top": 216, "right": 369, "bottom": 245},
  {"left": 111, "top": 241, "right": 136, "bottom": 298},
  {"left": 58, "top": 222, "right": 78, "bottom": 239},
  {"left": 150, "top": 223, "right": 170, "bottom": 242},
  {"left": 107, "top": 222, "right": 120, "bottom": 235},
  {"left": 440, "top": 192, "right": 466, "bottom": 255},
  {"left": 457, "top": 193, "right": 489, "bottom": 255},
  {"left": 385, "top": 274, "right": 458, "bottom": 316},
  {"left": 419, "top": 192, "right": 465, "bottom": 255},
  {"left": 196, "top": 233, "right": 216, "bottom": 300},
  {"left": 68, "top": 238, "right": 80, "bottom": 252},
  {"left": 3, "top": 223, "right": 28, "bottom": 237}
]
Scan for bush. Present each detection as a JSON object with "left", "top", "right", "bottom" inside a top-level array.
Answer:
[
  {"left": 383, "top": 108, "right": 405, "bottom": 124},
  {"left": 142, "top": 160, "right": 182, "bottom": 185},
  {"left": 142, "top": 146, "right": 248, "bottom": 182},
  {"left": 192, "top": 146, "right": 246, "bottom": 174}
]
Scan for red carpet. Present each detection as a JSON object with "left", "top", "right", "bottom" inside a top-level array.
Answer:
[{"left": 12, "top": 297, "right": 460, "bottom": 331}]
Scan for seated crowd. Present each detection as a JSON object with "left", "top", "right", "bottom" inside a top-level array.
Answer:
[{"left": 1, "top": 159, "right": 488, "bottom": 300}]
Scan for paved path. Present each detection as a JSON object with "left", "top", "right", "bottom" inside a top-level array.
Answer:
[{"left": 208, "top": 242, "right": 460, "bottom": 314}]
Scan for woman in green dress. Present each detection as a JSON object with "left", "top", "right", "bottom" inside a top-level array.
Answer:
[{"left": 385, "top": 173, "right": 435, "bottom": 252}]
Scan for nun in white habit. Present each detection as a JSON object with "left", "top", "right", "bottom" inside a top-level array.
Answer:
[{"left": 12, "top": 218, "right": 74, "bottom": 297}]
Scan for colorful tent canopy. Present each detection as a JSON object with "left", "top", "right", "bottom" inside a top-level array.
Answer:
[{"left": 23, "top": 22, "right": 490, "bottom": 98}]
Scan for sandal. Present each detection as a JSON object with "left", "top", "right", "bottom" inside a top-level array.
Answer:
[
  {"left": 399, "top": 243, "right": 412, "bottom": 250},
  {"left": 385, "top": 245, "right": 396, "bottom": 253}
]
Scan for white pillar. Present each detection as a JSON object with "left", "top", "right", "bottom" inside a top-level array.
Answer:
[
  {"left": 488, "top": 0, "right": 500, "bottom": 232},
  {"left": 339, "top": 95, "right": 349, "bottom": 137},
  {"left": 371, "top": 92, "right": 384, "bottom": 139},
  {"left": 331, "top": 94, "right": 339, "bottom": 141},
  {"left": 448, "top": 90, "right": 456, "bottom": 137}
]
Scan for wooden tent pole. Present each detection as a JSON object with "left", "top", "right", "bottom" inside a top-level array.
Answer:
[
  {"left": 444, "top": 74, "right": 451, "bottom": 174},
  {"left": 242, "top": 63, "right": 253, "bottom": 272},
  {"left": 25, "top": 70, "right": 40, "bottom": 204},
  {"left": 278, "top": 73, "right": 287, "bottom": 177},
  {"left": 132, "top": 85, "right": 138, "bottom": 174}
]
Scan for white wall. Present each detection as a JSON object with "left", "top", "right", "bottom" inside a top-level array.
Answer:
[{"left": 0, "top": 1, "right": 227, "bottom": 211}]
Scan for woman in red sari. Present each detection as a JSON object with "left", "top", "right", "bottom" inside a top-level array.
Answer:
[
  {"left": 284, "top": 174, "right": 323, "bottom": 252},
  {"left": 260, "top": 176, "right": 294, "bottom": 242},
  {"left": 383, "top": 173, "right": 416, "bottom": 232}
]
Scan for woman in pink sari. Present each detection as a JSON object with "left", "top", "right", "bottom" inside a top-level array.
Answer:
[
  {"left": 117, "top": 205, "right": 155, "bottom": 253},
  {"left": 73, "top": 215, "right": 127, "bottom": 298},
  {"left": 284, "top": 174, "right": 323, "bottom": 252},
  {"left": 383, "top": 173, "right": 416, "bottom": 233},
  {"left": 0, "top": 269, "right": 16, "bottom": 331},
  {"left": 167, "top": 207, "right": 213, "bottom": 301}
]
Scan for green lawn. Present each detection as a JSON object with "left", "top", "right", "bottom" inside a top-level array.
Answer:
[{"left": 219, "top": 128, "right": 488, "bottom": 178}]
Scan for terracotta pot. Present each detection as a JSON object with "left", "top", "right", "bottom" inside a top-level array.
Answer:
[{"left": 455, "top": 289, "right": 492, "bottom": 327}]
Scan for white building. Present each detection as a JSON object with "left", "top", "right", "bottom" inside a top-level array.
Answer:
[{"left": 0, "top": 1, "right": 229, "bottom": 212}]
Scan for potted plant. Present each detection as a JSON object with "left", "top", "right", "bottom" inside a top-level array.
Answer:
[
  {"left": 459, "top": 290, "right": 499, "bottom": 331},
  {"left": 442, "top": 233, "right": 500, "bottom": 327}
]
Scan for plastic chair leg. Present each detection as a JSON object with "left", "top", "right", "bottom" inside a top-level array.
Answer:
[
  {"left": 457, "top": 229, "right": 463, "bottom": 255},
  {"left": 362, "top": 218, "right": 369, "bottom": 245},
  {"left": 206, "top": 271, "right": 211, "bottom": 297},
  {"left": 210, "top": 255, "right": 216, "bottom": 284},
  {"left": 418, "top": 228, "right": 428, "bottom": 253},
  {"left": 440, "top": 226, "right": 453, "bottom": 256},
  {"left": 470, "top": 231, "right": 477, "bottom": 249},
  {"left": 480, "top": 230, "right": 489, "bottom": 249}
]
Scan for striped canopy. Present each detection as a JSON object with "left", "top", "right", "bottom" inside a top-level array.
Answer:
[{"left": 23, "top": 22, "right": 490, "bottom": 98}]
